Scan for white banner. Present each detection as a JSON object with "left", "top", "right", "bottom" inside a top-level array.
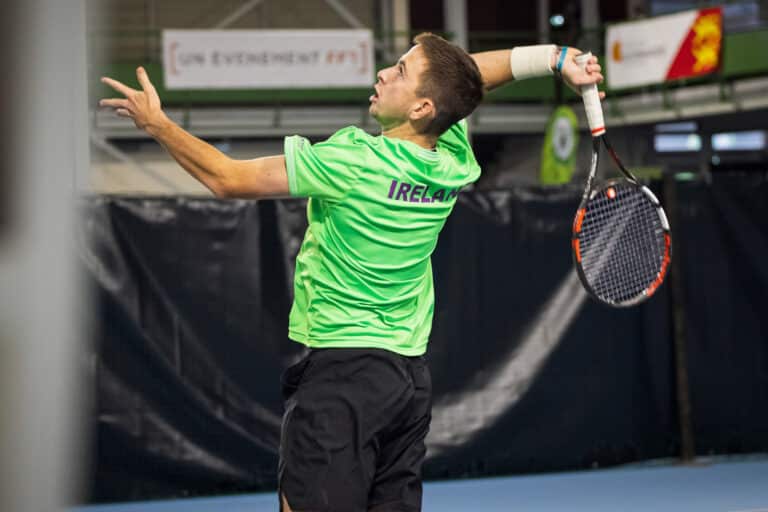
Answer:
[
  {"left": 606, "top": 7, "right": 722, "bottom": 90},
  {"left": 162, "top": 29, "right": 374, "bottom": 89}
]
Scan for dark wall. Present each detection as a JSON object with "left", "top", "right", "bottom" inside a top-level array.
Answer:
[{"left": 81, "top": 177, "right": 768, "bottom": 503}]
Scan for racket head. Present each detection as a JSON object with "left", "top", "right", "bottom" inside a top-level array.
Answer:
[{"left": 572, "top": 179, "right": 672, "bottom": 307}]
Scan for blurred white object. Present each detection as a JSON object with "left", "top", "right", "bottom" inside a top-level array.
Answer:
[{"left": 0, "top": 0, "right": 89, "bottom": 511}]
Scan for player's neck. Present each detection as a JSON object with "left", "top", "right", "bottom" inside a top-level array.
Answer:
[{"left": 381, "top": 123, "right": 437, "bottom": 150}]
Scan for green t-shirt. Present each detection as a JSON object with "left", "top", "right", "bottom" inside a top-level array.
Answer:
[{"left": 284, "top": 120, "right": 480, "bottom": 356}]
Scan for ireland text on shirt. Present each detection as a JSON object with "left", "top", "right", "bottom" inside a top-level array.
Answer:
[{"left": 387, "top": 179, "right": 460, "bottom": 203}]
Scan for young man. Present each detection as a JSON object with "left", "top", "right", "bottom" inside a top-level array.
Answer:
[{"left": 101, "top": 33, "right": 603, "bottom": 512}]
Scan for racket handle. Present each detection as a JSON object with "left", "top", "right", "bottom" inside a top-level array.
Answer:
[{"left": 575, "top": 52, "right": 605, "bottom": 137}]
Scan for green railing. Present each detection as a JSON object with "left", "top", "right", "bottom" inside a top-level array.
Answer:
[{"left": 91, "top": 27, "right": 768, "bottom": 106}]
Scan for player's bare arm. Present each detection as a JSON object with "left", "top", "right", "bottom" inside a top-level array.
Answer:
[
  {"left": 99, "top": 67, "right": 288, "bottom": 198},
  {"left": 470, "top": 46, "right": 605, "bottom": 98}
]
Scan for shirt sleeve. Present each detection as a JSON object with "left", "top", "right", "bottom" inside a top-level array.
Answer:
[
  {"left": 437, "top": 119, "right": 481, "bottom": 179},
  {"left": 283, "top": 127, "right": 365, "bottom": 201}
]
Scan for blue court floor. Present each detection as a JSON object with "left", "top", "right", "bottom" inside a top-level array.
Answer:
[{"left": 75, "top": 458, "right": 768, "bottom": 512}]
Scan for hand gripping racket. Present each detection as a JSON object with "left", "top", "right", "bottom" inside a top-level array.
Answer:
[{"left": 571, "top": 52, "right": 672, "bottom": 307}]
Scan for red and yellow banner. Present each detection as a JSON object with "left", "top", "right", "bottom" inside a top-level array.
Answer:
[{"left": 607, "top": 7, "right": 723, "bottom": 90}]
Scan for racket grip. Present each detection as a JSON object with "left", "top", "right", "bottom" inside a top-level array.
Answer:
[{"left": 575, "top": 52, "right": 605, "bottom": 137}]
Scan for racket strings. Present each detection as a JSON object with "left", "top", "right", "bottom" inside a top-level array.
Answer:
[{"left": 577, "top": 184, "right": 666, "bottom": 304}]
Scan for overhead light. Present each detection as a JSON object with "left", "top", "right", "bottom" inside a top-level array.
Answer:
[
  {"left": 549, "top": 14, "right": 565, "bottom": 27},
  {"left": 712, "top": 130, "right": 766, "bottom": 151},
  {"left": 654, "top": 133, "right": 702, "bottom": 152},
  {"left": 655, "top": 121, "right": 698, "bottom": 133}
]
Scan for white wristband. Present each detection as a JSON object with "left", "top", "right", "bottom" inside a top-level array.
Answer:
[{"left": 509, "top": 45, "right": 557, "bottom": 80}]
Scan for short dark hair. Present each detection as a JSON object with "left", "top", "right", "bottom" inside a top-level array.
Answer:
[{"left": 412, "top": 32, "right": 484, "bottom": 136}]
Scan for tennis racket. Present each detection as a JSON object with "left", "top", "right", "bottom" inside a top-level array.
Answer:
[{"left": 571, "top": 52, "right": 672, "bottom": 307}]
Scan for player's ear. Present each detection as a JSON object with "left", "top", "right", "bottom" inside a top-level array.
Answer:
[{"left": 409, "top": 98, "right": 435, "bottom": 123}]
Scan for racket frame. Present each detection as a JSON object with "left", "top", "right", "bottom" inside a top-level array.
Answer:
[{"left": 572, "top": 134, "right": 672, "bottom": 307}]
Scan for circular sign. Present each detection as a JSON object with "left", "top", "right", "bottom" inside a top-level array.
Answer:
[
  {"left": 540, "top": 105, "right": 579, "bottom": 185},
  {"left": 553, "top": 116, "right": 575, "bottom": 162}
]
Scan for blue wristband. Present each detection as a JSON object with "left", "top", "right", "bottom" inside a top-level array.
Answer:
[{"left": 556, "top": 46, "right": 568, "bottom": 73}]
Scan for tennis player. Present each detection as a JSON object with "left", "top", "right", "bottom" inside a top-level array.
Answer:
[{"left": 101, "top": 33, "right": 603, "bottom": 512}]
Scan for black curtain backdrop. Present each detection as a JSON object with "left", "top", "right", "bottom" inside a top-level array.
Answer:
[{"left": 80, "top": 177, "right": 768, "bottom": 503}]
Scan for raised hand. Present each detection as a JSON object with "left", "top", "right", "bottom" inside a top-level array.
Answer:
[
  {"left": 99, "top": 67, "right": 170, "bottom": 135},
  {"left": 559, "top": 49, "right": 606, "bottom": 99}
]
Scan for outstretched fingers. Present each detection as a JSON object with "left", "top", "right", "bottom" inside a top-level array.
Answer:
[
  {"left": 101, "top": 76, "right": 135, "bottom": 97},
  {"left": 136, "top": 66, "right": 156, "bottom": 93},
  {"left": 99, "top": 98, "right": 129, "bottom": 109}
]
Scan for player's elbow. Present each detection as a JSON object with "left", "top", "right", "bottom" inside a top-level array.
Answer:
[
  {"left": 208, "top": 176, "right": 233, "bottom": 198},
  {"left": 211, "top": 156, "right": 288, "bottom": 199},
  {"left": 211, "top": 177, "right": 248, "bottom": 199},
  {"left": 212, "top": 172, "right": 265, "bottom": 199},
  {"left": 211, "top": 185, "right": 230, "bottom": 198},
  {"left": 209, "top": 161, "right": 250, "bottom": 198}
]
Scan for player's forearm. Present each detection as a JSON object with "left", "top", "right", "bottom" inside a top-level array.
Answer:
[
  {"left": 471, "top": 47, "right": 559, "bottom": 91},
  {"left": 147, "top": 117, "right": 233, "bottom": 196},
  {"left": 471, "top": 50, "right": 512, "bottom": 91}
]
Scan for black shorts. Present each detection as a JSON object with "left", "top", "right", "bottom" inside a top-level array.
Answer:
[{"left": 279, "top": 347, "right": 432, "bottom": 512}]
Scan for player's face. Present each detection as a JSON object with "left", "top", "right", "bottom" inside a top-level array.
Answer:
[{"left": 369, "top": 45, "right": 431, "bottom": 130}]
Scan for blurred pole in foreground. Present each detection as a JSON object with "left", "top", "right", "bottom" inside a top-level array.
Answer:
[
  {"left": 538, "top": 0, "right": 551, "bottom": 44},
  {"left": 444, "top": 0, "right": 468, "bottom": 50},
  {"left": 580, "top": 0, "right": 601, "bottom": 52},
  {"left": 0, "top": 0, "right": 89, "bottom": 510}
]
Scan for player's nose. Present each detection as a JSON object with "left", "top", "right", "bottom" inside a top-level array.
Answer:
[{"left": 377, "top": 65, "right": 395, "bottom": 84}]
